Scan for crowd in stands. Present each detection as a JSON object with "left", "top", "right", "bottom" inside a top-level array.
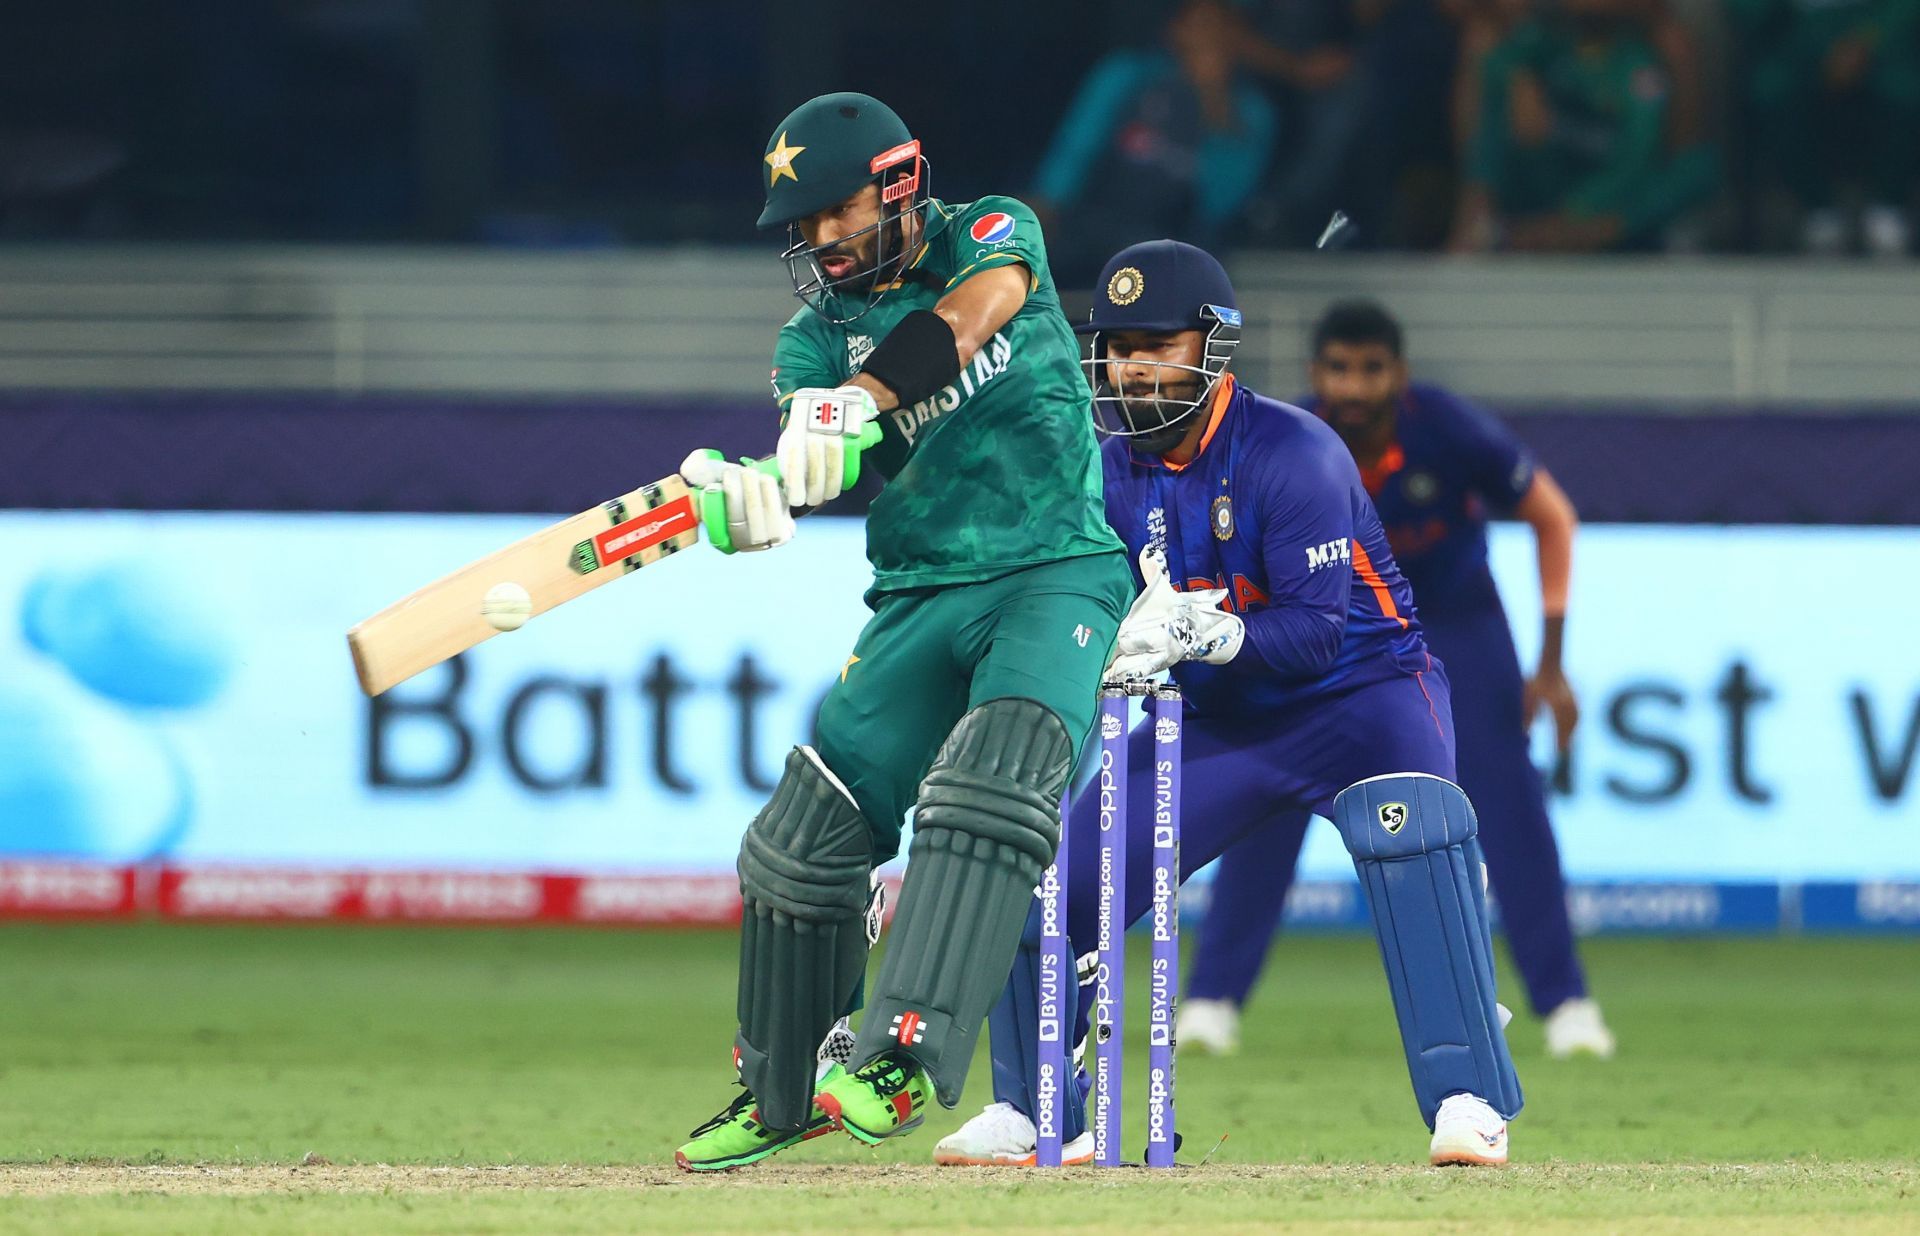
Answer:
[
  {"left": 1035, "top": 0, "right": 1918, "bottom": 260},
  {"left": 1, "top": 0, "right": 1914, "bottom": 257}
]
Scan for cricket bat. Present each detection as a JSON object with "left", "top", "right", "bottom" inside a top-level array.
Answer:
[{"left": 346, "top": 424, "right": 880, "bottom": 697}]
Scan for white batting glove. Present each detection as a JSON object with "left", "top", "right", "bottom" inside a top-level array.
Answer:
[
  {"left": 778, "top": 386, "right": 878, "bottom": 509},
  {"left": 1105, "top": 546, "right": 1245, "bottom": 681},
  {"left": 680, "top": 449, "right": 794, "bottom": 553}
]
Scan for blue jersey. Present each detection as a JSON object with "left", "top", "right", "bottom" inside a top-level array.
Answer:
[
  {"left": 1301, "top": 383, "right": 1534, "bottom": 612},
  {"left": 1101, "top": 376, "right": 1432, "bottom": 717}
]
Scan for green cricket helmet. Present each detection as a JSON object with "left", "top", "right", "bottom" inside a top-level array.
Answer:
[{"left": 757, "top": 92, "right": 930, "bottom": 325}]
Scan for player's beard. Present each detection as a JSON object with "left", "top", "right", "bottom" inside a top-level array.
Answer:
[
  {"left": 1324, "top": 398, "right": 1396, "bottom": 454},
  {"left": 1118, "top": 375, "right": 1204, "bottom": 456},
  {"left": 817, "top": 215, "right": 906, "bottom": 300}
]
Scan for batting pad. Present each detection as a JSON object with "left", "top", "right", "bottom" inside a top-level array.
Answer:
[
  {"left": 856, "top": 697, "right": 1072, "bottom": 1107},
  {"left": 1332, "top": 773, "right": 1523, "bottom": 1127},
  {"left": 735, "top": 746, "right": 874, "bottom": 1131}
]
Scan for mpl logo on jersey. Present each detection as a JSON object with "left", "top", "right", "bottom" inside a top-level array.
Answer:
[
  {"left": 969, "top": 211, "right": 1017, "bottom": 248},
  {"left": 1305, "top": 538, "right": 1351, "bottom": 572}
]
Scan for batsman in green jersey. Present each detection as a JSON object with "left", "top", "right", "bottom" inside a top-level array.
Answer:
[{"left": 672, "top": 92, "right": 1132, "bottom": 1171}]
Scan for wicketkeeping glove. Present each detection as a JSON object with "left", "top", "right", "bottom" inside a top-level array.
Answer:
[
  {"left": 1105, "top": 546, "right": 1245, "bottom": 681},
  {"left": 778, "top": 386, "right": 879, "bottom": 508}
]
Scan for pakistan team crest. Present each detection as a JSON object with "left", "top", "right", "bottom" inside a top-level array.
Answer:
[
  {"left": 1106, "top": 266, "right": 1144, "bottom": 306},
  {"left": 1211, "top": 493, "right": 1234, "bottom": 541}
]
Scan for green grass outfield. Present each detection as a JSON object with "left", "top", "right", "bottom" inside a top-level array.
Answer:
[{"left": 0, "top": 924, "right": 1914, "bottom": 1233}]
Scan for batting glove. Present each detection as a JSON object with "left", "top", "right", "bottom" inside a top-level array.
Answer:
[
  {"left": 778, "top": 386, "right": 878, "bottom": 509},
  {"left": 680, "top": 449, "right": 794, "bottom": 553}
]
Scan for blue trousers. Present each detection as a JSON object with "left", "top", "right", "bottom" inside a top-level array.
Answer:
[
  {"left": 1188, "top": 590, "right": 1589, "bottom": 1016},
  {"left": 990, "top": 668, "right": 1457, "bottom": 1133}
]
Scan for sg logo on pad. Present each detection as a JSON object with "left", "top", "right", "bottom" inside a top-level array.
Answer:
[{"left": 1378, "top": 802, "right": 1409, "bottom": 834}]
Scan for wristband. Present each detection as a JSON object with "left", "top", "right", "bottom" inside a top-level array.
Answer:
[{"left": 857, "top": 309, "right": 960, "bottom": 408}]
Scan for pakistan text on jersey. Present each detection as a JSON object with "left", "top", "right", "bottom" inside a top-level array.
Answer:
[{"left": 887, "top": 332, "right": 1014, "bottom": 447}]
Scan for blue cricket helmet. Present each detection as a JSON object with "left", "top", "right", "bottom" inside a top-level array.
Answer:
[
  {"left": 1077, "top": 239, "right": 1242, "bottom": 335},
  {"left": 1076, "top": 240, "right": 1243, "bottom": 452}
]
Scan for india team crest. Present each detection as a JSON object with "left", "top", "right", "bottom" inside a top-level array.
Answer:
[
  {"left": 970, "top": 212, "right": 1016, "bottom": 244},
  {"left": 1211, "top": 494, "right": 1235, "bottom": 541},
  {"left": 1106, "top": 266, "right": 1144, "bottom": 306}
]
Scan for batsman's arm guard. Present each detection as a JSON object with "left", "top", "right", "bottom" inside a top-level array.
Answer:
[
  {"left": 1332, "top": 772, "right": 1523, "bottom": 1128},
  {"left": 855, "top": 697, "right": 1073, "bottom": 1107},
  {"left": 735, "top": 745, "right": 876, "bottom": 1131}
]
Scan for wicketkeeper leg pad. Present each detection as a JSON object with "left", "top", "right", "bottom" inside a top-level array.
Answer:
[
  {"left": 735, "top": 745, "right": 875, "bottom": 1131},
  {"left": 1332, "top": 773, "right": 1523, "bottom": 1128},
  {"left": 855, "top": 697, "right": 1073, "bottom": 1107}
]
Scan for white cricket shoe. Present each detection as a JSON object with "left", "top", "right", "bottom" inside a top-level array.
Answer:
[
  {"left": 1544, "top": 997, "right": 1616, "bottom": 1059},
  {"left": 932, "top": 1101, "right": 1094, "bottom": 1166},
  {"left": 1429, "top": 1094, "right": 1508, "bottom": 1166},
  {"left": 1175, "top": 998, "right": 1240, "bottom": 1056}
]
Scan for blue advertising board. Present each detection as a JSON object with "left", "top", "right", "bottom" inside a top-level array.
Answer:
[{"left": 1, "top": 514, "right": 1915, "bottom": 928}]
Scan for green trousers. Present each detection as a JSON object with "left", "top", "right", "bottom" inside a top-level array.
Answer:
[{"left": 814, "top": 550, "right": 1132, "bottom": 859}]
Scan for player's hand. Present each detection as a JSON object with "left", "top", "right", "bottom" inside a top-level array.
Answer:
[
  {"left": 680, "top": 449, "right": 794, "bottom": 554},
  {"left": 1105, "top": 547, "right": 1245, "bottom": 681},
  {"left": 1522, "top": 665, "right": 1581, "bottom": 754},
  {"left": 778, "top": 386, "right": 878, "bottom": 509}
]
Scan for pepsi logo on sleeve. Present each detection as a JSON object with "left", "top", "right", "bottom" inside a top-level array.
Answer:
[{"left": 969, "top": 212, "right": 1017, "bottom": 246}]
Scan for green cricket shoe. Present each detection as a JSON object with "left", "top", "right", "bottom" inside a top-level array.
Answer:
[
  {"left": 812, "top": 1053, "right": 936, "bottom": 1146},
  {"left": 674, "top": 1078, "right": 838, "bottom": 1173}
]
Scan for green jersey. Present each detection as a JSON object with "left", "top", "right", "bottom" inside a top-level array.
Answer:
[{"left": 771, "top": 196, "right": 1123, "bottom": 593}]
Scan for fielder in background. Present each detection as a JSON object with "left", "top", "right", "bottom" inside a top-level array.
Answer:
[
  {"left": 1179, "top": 301, "right": 1614, "bottom": 1061},
  {"left": 936, "top": 240, "right": 1523, "bottom": 1168},
  {"left": 673, "top": 92, "right": 1132, "bottom": 1171}
]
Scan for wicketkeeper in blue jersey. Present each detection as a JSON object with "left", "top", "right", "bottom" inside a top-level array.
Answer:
[
  {"left": 1179, "top": 301, "right": 1614, "bottom": 1063},
  {"left": 932, "top": 240, "right": 1523, "bottom": 1168}
]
